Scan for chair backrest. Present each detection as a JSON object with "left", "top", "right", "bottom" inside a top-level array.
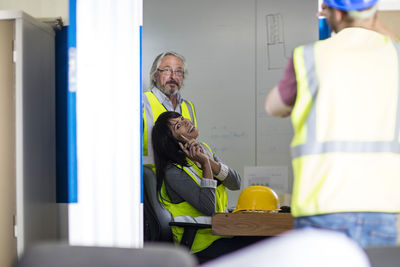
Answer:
[
  {"left": 14, "top": 242, "right": 197, "bottom": 267},
  {"left": 143, "top": 166, "right": 173, "bottom": 242}
]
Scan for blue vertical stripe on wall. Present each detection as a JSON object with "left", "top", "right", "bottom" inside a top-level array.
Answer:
[
  {"left": 140, "top": 25, "right": 143, "bottom": 204},
  {"left": 67, "top": 0, "right": 78, "bottom": 203},
  {"left": 56, "top": 26, "right": 69, "bottom": 202},
  {"left": 319, "top": 17, "right": 331, "bottom": 40}
]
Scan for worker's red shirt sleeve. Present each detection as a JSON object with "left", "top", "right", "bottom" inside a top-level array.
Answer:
[{"left": 277, "top": 56, "right": 297, "bottom": 106}]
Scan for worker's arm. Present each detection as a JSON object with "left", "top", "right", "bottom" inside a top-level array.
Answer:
[
  {"left": 201, "top": 144, "right": 241, "bottom": 190},
  {"left": 266, "top": 56, "right": 297, "bottom": 117},
  {"left": 265, "top": 86, "right": 293, "bottom": 118}
]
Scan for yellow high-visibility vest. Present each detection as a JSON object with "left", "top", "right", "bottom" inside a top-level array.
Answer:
[
  {"left": 291, "top": 28, "right": 400, "bottom": 217},
  {"left": 143, "top": 91, "right": 197, "bottom": 166},
  {"left": 159, "top": 143, "right": 228, "bottom": 253}
]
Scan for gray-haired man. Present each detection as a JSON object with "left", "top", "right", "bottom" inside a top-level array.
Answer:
[{"left": 143, "top": 51, "right": 197, "bottom": 167}]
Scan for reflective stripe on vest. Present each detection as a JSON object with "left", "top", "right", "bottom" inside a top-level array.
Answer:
[
  {"left": 292, "top": 41, "right": 400, "bottom": 158},
  {"left": 292, "top": 39, "right": 400, "bottom": 158},
  {"left": 290, "top": 29, "right": 400, "bottom": 216},
  {"left": 143, "top": 91, "right": 197, "bottom": 165},
  {"left": 159, "top": 143, "right": 227, "bottom": 253},
  {"left": 173, "top": 215, "right": 212, "bottom": 224},
  {"left": 183, "top": 100, "right": 197, "bottom": 128}
]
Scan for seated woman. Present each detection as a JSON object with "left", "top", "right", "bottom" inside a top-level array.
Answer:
[{"left": 152, "top": 111, "right": 261, "bottom": 263}]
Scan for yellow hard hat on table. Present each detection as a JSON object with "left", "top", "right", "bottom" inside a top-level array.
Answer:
[{"left": 233, "top": 185, "right": 280, "bottom": 213}]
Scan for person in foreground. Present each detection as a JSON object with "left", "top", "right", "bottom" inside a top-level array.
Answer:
[
  {"left": 265, "top": 0, "right": 400, "bottom": 248},
  {"left": 152, "top": 111, "right": 260, "bottom": 262}
]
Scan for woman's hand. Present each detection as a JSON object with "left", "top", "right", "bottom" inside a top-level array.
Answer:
[
  {"left": 179, "top": 140, "right": 208, "bottom": 165},
  {"left": 179, "top": 139, "right": 213, "bottom": 179}
]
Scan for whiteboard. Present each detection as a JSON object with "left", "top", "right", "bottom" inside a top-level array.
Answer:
[
  {"left": 143, "top": 0, "right": 318, "bottom": 207},
  {"left": 255, "top": 0, "right": 318, "bottom": 193}
]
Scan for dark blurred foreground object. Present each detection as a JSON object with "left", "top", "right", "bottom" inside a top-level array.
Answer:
[
  {"left": 14, "top": 242, "right": 197, "bottom": 267},
  {"left": 364, "top": 246, "right": 400, "bottom": 267}
]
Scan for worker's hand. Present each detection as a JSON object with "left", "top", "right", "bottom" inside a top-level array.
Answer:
[
  {"left": 185, "top": 139, "right": 204, "bottom": 153},
  {"left": 179, "top": 140, "right": 208, "bottom": 165}
]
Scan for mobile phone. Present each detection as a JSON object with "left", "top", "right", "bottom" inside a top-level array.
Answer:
[
  {"left": 180, "top": 134, "right": 190, "bottom": 143},
  {"left": 180, "top": 135, "right": 191, "bottom": 150}
]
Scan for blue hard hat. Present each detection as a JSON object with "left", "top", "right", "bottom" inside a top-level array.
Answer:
[{"left": 323, "top": 0, "right": 379, "bottom": 11}]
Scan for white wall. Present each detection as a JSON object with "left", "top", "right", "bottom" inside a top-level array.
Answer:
[
  {"left": 379, "top": 0, "right": 400, "bottom": 10},
  {"left": 0, "top": 0, "right": 68, "bottom": 24}
]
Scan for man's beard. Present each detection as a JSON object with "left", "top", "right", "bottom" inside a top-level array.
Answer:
[{"left": 156, "top": 80, "right": 181, "bottom": 96}]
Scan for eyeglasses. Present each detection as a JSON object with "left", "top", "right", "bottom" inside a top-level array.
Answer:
[{"left": 157, "top": 68, "right": 184, "bottom": 77}]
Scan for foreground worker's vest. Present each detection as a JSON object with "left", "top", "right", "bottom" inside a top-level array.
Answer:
[
  {"left": 143, "top": 91, "right": 197, "bottom": 166},
  {"left": 160, "top": 143, "right": 228, "bottom": 253},
  {"left": 291, "top": 28, "right": 400, "bottom": 217}
]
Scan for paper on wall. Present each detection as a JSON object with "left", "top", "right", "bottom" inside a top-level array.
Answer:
[{"left": 244, "top": 166, "right": 289, "bottom": 194}]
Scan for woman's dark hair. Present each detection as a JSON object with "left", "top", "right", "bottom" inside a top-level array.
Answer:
[{"left": 152, "top": 111, "right": 188, "bottom": 194}]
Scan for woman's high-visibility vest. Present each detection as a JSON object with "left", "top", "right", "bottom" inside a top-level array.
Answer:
[
  {"left": 291, "top": 28, "right": 400, "bottom": 217},
  {"left": 143, "top": 91, "right": 197, "bottom": 166},
  {"left": 159, "top": 143, "right": 228, "bottom": 253}
]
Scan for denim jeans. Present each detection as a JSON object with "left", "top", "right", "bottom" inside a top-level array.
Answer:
[{"left": 295, "top": 212, "right": 398, "bottom": 248}]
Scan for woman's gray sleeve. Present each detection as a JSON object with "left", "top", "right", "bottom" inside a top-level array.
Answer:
[
  {"left": 213, "top": 155, "right": 241, "bottom": 190},
  {"left": 164, "top": 165, "right": 217, "bottom": 216}
]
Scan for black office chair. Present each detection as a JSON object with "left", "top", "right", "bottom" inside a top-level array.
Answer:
[
  {"left": 143, "top": 166, "right": 173, "bottom": 242},
  {"left": 143, "top": 166, "right": 211, "bottom": 249}
]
